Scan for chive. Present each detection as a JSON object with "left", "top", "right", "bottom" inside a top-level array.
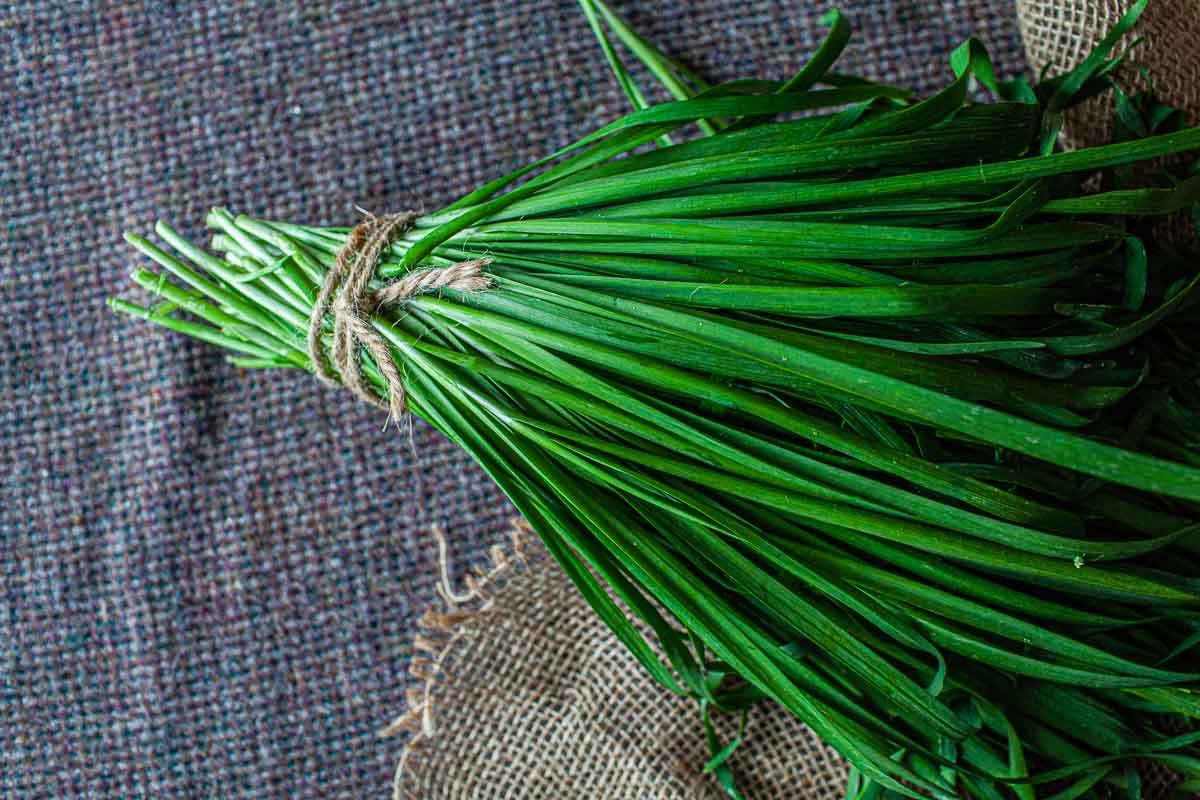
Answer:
[{"left": 110, "top": 3, "right": 1200, "bottom": 797}]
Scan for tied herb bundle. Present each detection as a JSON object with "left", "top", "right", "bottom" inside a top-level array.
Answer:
[{"left": 112, "top": 2, "right": 1200, "bottom": 797}]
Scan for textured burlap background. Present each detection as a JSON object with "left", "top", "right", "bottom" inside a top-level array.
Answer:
[
  {"left": 388, "top": 528, "right": 850, "bottom": 800},
  {"left": 0, "top": 1, "right": 1063, "bottom": 798},
  {"left": 389, "top": 3, "right": 1199, "bottom": 799},
  {"left": 1017, "top": 0, "right": 1200, "bottom": 150},
  {"left": 1018, "top": 0, "right": 1200, "bottom": 246}
]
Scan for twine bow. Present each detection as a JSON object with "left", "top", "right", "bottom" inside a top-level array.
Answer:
[{"left": 306, "top": 212, "right": 492, "bottom": 419}]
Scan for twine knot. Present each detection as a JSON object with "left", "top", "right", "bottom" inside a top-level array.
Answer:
[{"left": 306, "top": 212, "right": 492, "bottom": 419}]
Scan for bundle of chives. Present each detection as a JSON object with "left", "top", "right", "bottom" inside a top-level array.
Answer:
[{"left": 112, "top": 2, "right": 1200, "bottom": 797}]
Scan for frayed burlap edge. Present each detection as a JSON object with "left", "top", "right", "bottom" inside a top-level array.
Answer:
[
  {"left": 381, "top": 522, "right": 849, "bottom": 800},
  {"left": 379, "top": 519, "right": 536, "bottom": 800}
]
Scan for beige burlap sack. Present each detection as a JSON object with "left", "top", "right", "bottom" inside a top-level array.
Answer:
[
  {"left": 384, "top": 527, "right": 1184, "bottom": 799},
  {"left": 384, "top": 524, "right": 848, "bottom": 799},
  {"left": 1019, "top": 0, "right": 1200, "bottom": 245},
  {"left": 1017, "top": 0, "right": 1199, "bottom": 151}
]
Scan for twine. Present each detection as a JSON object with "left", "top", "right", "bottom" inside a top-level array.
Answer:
[{"left": 306, "top": 212, "right": 492, "bottom": 419}]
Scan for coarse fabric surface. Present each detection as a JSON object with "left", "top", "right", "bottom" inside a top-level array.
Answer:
[
  {"left": 389, "top": 528, "right": 851, "bottom": 800},
  {"left": 1017, "top": 0, "right": 1200, "bottom": 247},
  {"left": 1017, "top": 0, "right": 1200, "bottom": 150},
  {"left": 1, "top": 2, "right": 1029, "bottom": 798}
]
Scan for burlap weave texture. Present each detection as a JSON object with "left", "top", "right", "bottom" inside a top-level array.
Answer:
[
  {"left": 1017, "top": 0, "right": 1200, "bottom": 150},
  {"left": 389, "top": 531, "right": 849, "bottom": 800}
]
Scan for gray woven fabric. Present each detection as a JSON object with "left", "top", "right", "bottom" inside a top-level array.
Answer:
[{"left": 0, "top": 2, "right": 1025, "bottom": 797}]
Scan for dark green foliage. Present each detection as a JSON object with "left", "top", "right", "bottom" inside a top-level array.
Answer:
[{"left": 112, "top": 2, "right": 1200, "bottom": 796}]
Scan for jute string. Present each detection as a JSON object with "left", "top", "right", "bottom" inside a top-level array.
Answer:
[{"left": 306, "top": 212, "right": 491, "bottom": 419}]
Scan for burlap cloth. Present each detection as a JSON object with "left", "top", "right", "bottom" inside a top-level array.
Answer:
[
  {"left": 1017, "top": 0, "right": 1200, "bottom": 150},
  {"left": 386, "top": 525, "right": 848, "bottom": 799},
  {"left": 387, "top": 5, "right": 1200, "bottom": 798},
  {"left": 1018, "top": 0, "right": 1200, "bottom": 242}
]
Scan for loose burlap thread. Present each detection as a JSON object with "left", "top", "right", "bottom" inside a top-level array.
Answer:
[{"left": 384, "top": 5, "right": 1198, "bottom": 797}]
